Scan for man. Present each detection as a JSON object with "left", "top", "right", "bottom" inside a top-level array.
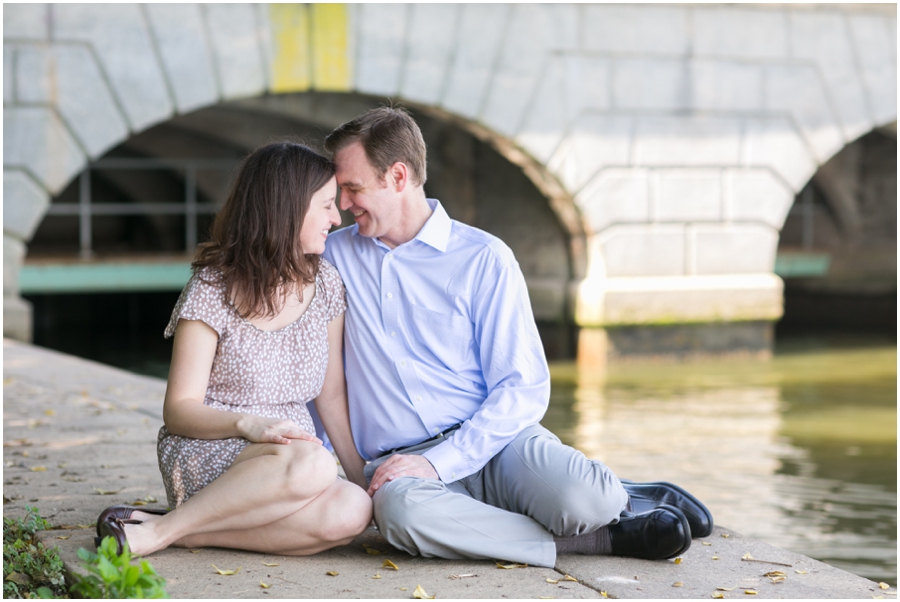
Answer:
[{"left": 321, "top": 107, "right": 711, "bottom": 567}]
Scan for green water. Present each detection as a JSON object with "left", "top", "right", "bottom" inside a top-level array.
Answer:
[{"left": 544, "top": 335, "right": 897, "bottom": 586}]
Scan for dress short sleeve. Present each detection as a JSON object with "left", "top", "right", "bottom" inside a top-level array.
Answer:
[
  {"left": 164, "top": 268, "right": 229, "bottom": 338},
  {"left": 318, "top": 257, "right": 347, "bottom": 323}
]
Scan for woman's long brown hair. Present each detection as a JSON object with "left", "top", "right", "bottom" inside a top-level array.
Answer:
[{"left": 192, "top": 141, "right": 335, "bottom": 319}]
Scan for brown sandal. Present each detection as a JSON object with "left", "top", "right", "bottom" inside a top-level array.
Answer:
[
  {"left": 96, "top": 505, "right": 168, "bottom": 537},
  {"left": 94, "top": 517, "right": 139, "bottom": 556}
]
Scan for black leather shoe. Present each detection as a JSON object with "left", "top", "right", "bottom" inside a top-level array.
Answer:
[
  {"left": 621, "top": 480, "right": 714, "bottom": 538},
  {"left": 96, "top": 505, "right": 168, "bottom": 538},
  {"left": 608, "top": 504, "right": 691, "bottom": 560},
  {"left": 94, "top": 517, "right": 138, "bottom": 556}
]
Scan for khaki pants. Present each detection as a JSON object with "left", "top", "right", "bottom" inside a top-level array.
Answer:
[{"left": 364, "top": 424, "right": 628, "bottom": 567}]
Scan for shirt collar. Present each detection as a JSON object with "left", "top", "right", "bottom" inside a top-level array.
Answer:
[{"left": 414, "top": 199, "right": 451, "bottom": 252}]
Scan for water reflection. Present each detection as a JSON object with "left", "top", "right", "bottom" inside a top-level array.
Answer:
[{"left": 544, "top": 339, "right": 897, "bottom": 585}]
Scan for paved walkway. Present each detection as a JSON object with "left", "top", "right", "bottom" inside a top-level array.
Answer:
[{"left": 3, "top": 338, "right": 892, "bottom": 599}]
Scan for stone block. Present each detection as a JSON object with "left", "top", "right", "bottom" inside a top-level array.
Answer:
[
  {"left": 481, "top": 5, "right": 555, "bottom": 137},
  {"left": 145, "top": 4, "right": 219, "bottom": 113},
  {"left": 584, "top": 273, "right": 785, "bottom": 327},
  {"left": 612, "top": 58, "right": 688, "bottom": 111},
  {"left": 4, "top": 170, "right": 50, "bottom": 241},
  {"left": 354, "top": 4, "right": 407, "bottom": 97},
  {"left": 3, "top": 295, "right": 32, "bottom": 343},
  {"left": 576, "top": 169, "right": 650, "bottom": 233},
  {"left": 4, "top": 46, "right": 14, "bottom": 105},
  {"left": 562, "top": 56, "right": 611, "bottom": 121},
  {"left": 516, "top": 57, "right": 567, "bottom": 164},
  {"left": 551, "top": 114, "right": 633, "bottom": 194},
  {"left": 848, "top": 14, "right": 897, "bottom": 126},
  {"left": 441, "top": 4, "right": 512, "bottom": 119},
  {"left": 597, "top": 224, "right": 686, "bottom": 277},
  {"left": 655, "top": 169, "right": 722, "bottom": 222},
  {"left": 3, "top": 235, "right": 25, "bottom": 296},
  {"left": 582, "top": 5, "right": 689, "bottom": 55},
  {"left": 400, "top": 4, "right": 460, "bottom": 105},
  {"left": 693, "top": 6, "right": 788, "bottom": 60},
  {"left": 764, "top": 64, "right": 845, "bottom": 164},
  {"left": 4, "top": 107, "right": 86, "bottom": 195},
  {"left": 633, "top": 115, "right": 742, "bottom": 167},
  {"left": 17, "top": 45, "right": 129, "bottom": 158},
  {"left": 789, "top": 11, "right": 873, "bottom": 142},
  {"left": 741, "top": 117, "right": 817, "bottom": 192},
  {"left": 725, "top": 168, "right": 794, "bottom": 230},
  {"left": 4, "top": 4, "right": 48, "bottom": 40},
  {"left": 203, "top": 4, "right": 267, "bottom": 100},
  {"left": 53, "top": 4, "right": 173, "bottom": 132},
  {"left": 689, "top": 60, "right": 763, "bottom": 112},
  {"left": 692, "top": 223, "right": 779, "bottom": 275}
]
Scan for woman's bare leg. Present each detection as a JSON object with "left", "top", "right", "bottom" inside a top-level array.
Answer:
[{"left": 119, "top": 441, "right": 371, "bottom": 555}]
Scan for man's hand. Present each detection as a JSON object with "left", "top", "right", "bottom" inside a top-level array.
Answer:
[{"left": 367, "top": 454, "right": 438, "bottom": 496}]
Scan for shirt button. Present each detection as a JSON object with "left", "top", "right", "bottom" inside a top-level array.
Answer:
[
  {"left": 451, "top": 473, "right": 456, "bottom": 479},
  {"left": 386, "top": 293, "right": 393, "bottom": 299},
  {"left": 417, "top": 395, "right": 422, "bottom": 401},
  {"left": 400, "top": 360, "right": 407, "bottom": 367},
  {"left": 390, "top": 331, "right": 396, "bottom": 337},
  {"left": 433, "top": 427, "right": 440, "bottom": 433}
]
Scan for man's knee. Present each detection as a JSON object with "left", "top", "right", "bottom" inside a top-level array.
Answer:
[{"left": 373, "top": 478, "right": 445, "bottom": 554}]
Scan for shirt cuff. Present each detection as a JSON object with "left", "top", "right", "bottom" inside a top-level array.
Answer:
[{"left": 422, "top": 440, "right": 469, "bottom": 484}]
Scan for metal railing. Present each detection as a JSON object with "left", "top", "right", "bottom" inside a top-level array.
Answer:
[{"left": 46, "top": 158, "right": 239, "bottom": 258}]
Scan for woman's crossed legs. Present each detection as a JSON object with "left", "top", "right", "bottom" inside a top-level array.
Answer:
[{"left": 121, "top": 441, "right": 372, "bottom": 556}]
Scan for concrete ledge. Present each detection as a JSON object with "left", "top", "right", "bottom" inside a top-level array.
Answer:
[{"left": 4, "top": 340, "right": 890, "bottom": 599}]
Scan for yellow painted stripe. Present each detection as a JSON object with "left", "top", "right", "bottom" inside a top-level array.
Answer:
[
  {"left": 311, "top": 4, "right": 352, "bottom": 91},
  {"left": 269, "top": 4, "right": 311, "bottom": 92}
]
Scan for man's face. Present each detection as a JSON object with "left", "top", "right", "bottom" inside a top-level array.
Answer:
[{"left": 334, "top": 142, "right": 401, "bottom": 242}]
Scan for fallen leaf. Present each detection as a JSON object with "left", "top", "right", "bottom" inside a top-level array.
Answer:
[
  {"left": 711, "top": 556, "right": 720, "bottom": 560},
  {"left": 326, "top": 571, "right": 339, "bottom": 576},
  {"left": 673, "top": 582, "right": 684, "bottom": 587},
  {"left": 372, "top": 574, "right": 382, "bottom": 579},
  {"left": 562, "top": 575, "right": 577, "bottom": 582},
  {"left": 30, "top": 466, "right": 47, "bottom": 472},
  {"left": 44, "top": 409, "right": 55, "bottom": 416},
  {"left": 93, "top": 487, "right": 122, "bottom": 495},
  {"left": 399, "top": 587, "right": 408, "bottom": 591},
  {"left": 449, "top": 574, "right": 477, "bottom": 579},
  {"left": 742, "top": 553, "right": 754, "bottom": 560},
  {"left": 212, "top": 564, "right": 241, "bottom": 575},
  {"left": 717, "top": 586, "right": 737, "bottom": 591},
  {"left": 57, "top": 463, "right": 67, "bottom": 469},
  {"left": 56, "top": 535, "right": 71, "bottom": 540},
  {"left": 721, "top": 534, "right": 730, "bottom": 538},
  {"left": 702, "top": 541, "right": 712, "bottom": 546},
  {"left": 132, "top": 500, "right": 147, "bottom": 506},
  {"left": 260, "top": 582, "right": 271, "bottom": 589},
  {"left": 495, "top": 561, "right": 528, "bottom": 569},
  {"left": 795, "top": 570, "right": 807, "bottom": 575},
  {"left": 674, "top": 557, "right": 683, "bottom": 565},
  {"left": 262, "top": 562, "right": 280, "bottom": 567},
  {"left": 770, "top": 576, "right": 785, "bottom": 584},
  {"left": 712, "top": 593, "right": 724, "bottom": 599},
  {"left": 77, "top": 524, "right": 92, "bottom": 530},
  {"left": 189, "top": 549, "right": 201, "bottom": 554},
  {"left": 383, "top": 559, "right": 399, "bottom": 570},
  {"left": 763, "top": 571, "right": 786, "bottom": 577},
  {"left": 413, "top": 584, "right": 435, "bottom": 599},
  {"left": 600, "top": 592, "right": 608, "bottom": 598},
  {"left": 363, "top": 544, "right": 381, "bottom": 555},
  {"left": 881, "top": 584, "right": 891, "bottom": 590},
  {"left": 546, "top": 578, "right": 559, "bottom": 584},
  {"left": 5, "top": 572, "right": 30, "bottom": 585},
  {"left": 745, "top": 590, "right": 758, "bottom": 595}
]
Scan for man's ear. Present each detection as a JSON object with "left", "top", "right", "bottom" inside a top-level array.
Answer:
[{"left": 387, "top": 161, "right": 409, "bottom": 192}]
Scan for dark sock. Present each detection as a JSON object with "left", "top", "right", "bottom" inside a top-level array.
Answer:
[{"left": 554, "top": 527, "right": 612, "bottom": 555}]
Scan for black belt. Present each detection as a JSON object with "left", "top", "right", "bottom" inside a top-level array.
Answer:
[{"left": 383, "top": 423, "right": 461, "bottom": 457}]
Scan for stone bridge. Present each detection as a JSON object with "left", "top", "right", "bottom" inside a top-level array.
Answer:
[{"left": 3, "top": 4, "right": 896, "bottom": 359}]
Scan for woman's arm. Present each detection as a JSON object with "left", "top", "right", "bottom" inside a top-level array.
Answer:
[
  {"left": 315, "top": 313, "right": 367, "bottom": 489},
  {"left": 164, "top": 319, "right": 320, "bottom": 445}
]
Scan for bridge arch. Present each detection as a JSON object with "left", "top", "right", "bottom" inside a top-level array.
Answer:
[{"left": 4, "top": 3, "right": 896, "bottom": 358}]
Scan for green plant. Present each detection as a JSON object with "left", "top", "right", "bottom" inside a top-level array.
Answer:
[
  {"left": 3, "top": 506, "right": 67, "bottom": 599},
  {"left": 70, "top": 537, "right": 168, "bottom": 599}
]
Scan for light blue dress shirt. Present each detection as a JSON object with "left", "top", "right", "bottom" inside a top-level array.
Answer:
[{"left": 323, "top": 199, "right": 551, "bottom": 483}]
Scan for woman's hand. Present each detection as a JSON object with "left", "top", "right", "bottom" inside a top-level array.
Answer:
[{"left": 236, "top": 415, "right": 323, "bottom": 445}]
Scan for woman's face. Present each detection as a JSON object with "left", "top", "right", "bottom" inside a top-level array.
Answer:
[{"left": 299, "top": 176, "right": 341, "bottom": 255}]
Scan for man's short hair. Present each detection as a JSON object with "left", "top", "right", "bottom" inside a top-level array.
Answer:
[{"left": 324, "top": 106, "right": 427, "bottom": 186}]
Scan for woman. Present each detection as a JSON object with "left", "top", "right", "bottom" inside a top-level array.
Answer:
[{"left": 95, "top": 142, "right": 372, "bottom": 556}]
